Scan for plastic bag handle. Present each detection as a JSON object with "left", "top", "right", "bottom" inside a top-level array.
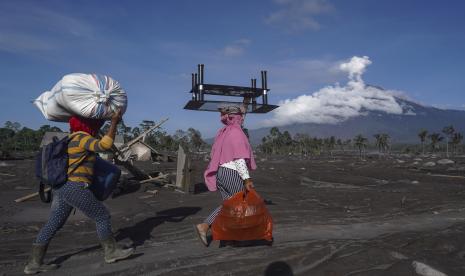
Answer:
[{"left": 242, "top": 187, "right": 253, "bottom": 201}]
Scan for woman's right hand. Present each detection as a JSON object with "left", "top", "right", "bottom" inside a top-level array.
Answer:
[
  {"left": 111, "top": 109, "right": 123, "bottom": 124},
  {"left": 107, "top": 109, "right": 123, "bottom": 141}
]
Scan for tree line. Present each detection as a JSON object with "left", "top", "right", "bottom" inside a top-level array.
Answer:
[
  {"left": 0, "top": 120, "right": 208, "bottom": 159},
  {"left": 1, "top": 120, "right": 463, "bottom": 160},
  {"left": 257, "top": 125, "right": 464, "bottom": 159}
]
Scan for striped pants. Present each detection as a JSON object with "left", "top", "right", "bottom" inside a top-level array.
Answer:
[
  {"left": 204, "top": 167, "right": 245, "bottom": 225},
  {"left": 35, "top": 181, "right": 112, "bottom": 244}
]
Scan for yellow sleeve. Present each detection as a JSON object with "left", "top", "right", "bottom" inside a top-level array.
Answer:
[
  {"left": 79, "top": 133, "right": 114, "bottom": 152},
  {"left": 98, "top": 135, "right": 114, "bottom": 151}
]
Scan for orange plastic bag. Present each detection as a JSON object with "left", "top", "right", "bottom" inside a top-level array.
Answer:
[{"left": 211, "top": 188, "right": 273, "bottom": 241}]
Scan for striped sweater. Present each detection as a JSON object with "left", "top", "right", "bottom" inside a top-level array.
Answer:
[{"left": 67, "top": 131, "right": 114, "bottom": 184}]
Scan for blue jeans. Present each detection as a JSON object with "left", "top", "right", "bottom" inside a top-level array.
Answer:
[{"left": 35, "top": 181, "right": 112, "bottom": 244}]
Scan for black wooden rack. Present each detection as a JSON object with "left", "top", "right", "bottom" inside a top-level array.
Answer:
[{"left": 183, "top": 64, "right": 279, "bottom": 113}]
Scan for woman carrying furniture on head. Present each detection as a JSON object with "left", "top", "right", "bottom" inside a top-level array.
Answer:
[{"left": 194, "top": 104, "right": 256, "bottom": 246}]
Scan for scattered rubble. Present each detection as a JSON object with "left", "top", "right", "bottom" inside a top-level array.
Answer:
[
  {"left": 376, "top": 179, "right": 390, "bottom": 185},
  {"left": 146, "top": 189, "right": 159, "bottom": 195},
  {"left": 423, "top": 162, "right": 436, "bottom": 167},
  {"left": 0, "top": 172, "right": 16, "bottom": 177},
  {"left": 412, "top": 261, "right": 447, "bottom": 276},
  {"left": 14, "top": 186, "right": 31, "bottom": 190},
  {"left": 437, "top": 159, "right": 454, "bottom": 165},
  {"left": 0, "top": 161, "right": 12, "bottom": 167}
]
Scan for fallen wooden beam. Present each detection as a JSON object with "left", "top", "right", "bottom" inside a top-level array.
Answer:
[
  {"left": 0, "top": 172, "right": 15, "bottom": 177},
  {"left": 429, "top": 173, "right": 465, "bottom": 179},
  {"left": 139, "top": 173, "right": 169, "bottom": 184},
  {"left": 119, "top": 118, "right": 169, "bottom": 152},
  {"left": 14, "top": 187, "right": 50, "bottom": 203}
]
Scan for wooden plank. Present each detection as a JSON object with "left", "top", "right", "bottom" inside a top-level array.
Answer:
[
  {"left": 175, "top": 145, "right": 192, "bottom": 193},
  {"left": 429, "top": 173, "right": 465, "bottom": 179},
  {"left": 139, "top": 173, "right": 168, "bottom": 184},
  {"left": 0, "top": 172, "right": 15, "bottom": 177},
  {"left": 184, "top": 154, "right": 192, "bottom": 193},
  {"left": 176, "top": 145, "right": 187, "bottom": 189},
  {"left": 14, "top": 187, "right": 51, "bottom": 203}
]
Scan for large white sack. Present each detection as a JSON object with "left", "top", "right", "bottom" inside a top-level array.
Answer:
[
  {"left": 34, "top": 73, "right": 127, "bottom": 122},
  {"left": 56, "top": 73, "right": 127, "bottom": 120},
  {"left": 33, "top": 80, "right": 74, "bottom": 122}
]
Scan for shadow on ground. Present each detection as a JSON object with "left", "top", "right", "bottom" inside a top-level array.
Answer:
[
  {"left": 115, "top": 206, "right": 202, "bottom": 246},
  {"left": 264, "top": 261, "right": 294, "bottom": 276}
]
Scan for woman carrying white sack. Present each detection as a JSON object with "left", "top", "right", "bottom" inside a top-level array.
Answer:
[{"left": 33, "top": 73, "right": 127, "bottom": 122}]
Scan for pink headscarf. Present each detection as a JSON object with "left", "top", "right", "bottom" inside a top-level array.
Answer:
[{"left": 204, "top": 113, "right": 257, "bottom": 191}]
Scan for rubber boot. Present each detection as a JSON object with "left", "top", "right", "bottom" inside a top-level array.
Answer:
[
  {"left": 24, "top": 243, "right": 58, "bottom": 274},
  {"left": 101, "top": 236, "right": 134, "bottom": 263}
]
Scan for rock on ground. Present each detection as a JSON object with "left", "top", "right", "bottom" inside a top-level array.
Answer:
[
  {"left": 437, "top": 159, "right": 454, "bottom": 165},
  {"left": 423, "top": 162, "right": 436, "bottom": 167}
]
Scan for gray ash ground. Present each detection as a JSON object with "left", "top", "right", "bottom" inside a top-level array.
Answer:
[{"left": 2, "top": 155, "right": 465, "bottom": 275}]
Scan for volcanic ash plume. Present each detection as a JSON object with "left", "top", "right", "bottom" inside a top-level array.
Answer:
[{"left": 266, "top": 56, "right": 408, "bottom": 126}]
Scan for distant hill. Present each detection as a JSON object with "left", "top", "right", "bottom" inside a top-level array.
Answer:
[{"left": 248, "top": 97, "right": 465, "bottom": 145}]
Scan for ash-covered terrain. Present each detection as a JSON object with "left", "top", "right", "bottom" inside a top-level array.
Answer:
[{"left": 2, "top": 155, "right": 465, "bottom": 276}]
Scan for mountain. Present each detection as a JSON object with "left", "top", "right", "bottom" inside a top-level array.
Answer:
[{"left": 248, "top": 97, "right": 465, "bottom": 144}]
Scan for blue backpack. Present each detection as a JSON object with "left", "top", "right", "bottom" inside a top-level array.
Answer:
[{"left": 35, "top": 133, "right": 80, "bottom": 203}]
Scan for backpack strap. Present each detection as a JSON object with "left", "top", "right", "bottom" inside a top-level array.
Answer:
[{"left": 39, "top": 181, "right": 52, "bottom": 203}]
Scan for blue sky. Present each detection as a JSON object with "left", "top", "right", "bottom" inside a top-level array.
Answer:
[{"left": 1, "top": 0, "right": 464, "bottom": 137}]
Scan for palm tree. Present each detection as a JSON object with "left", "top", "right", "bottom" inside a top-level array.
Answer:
[
  {"left": 336, "top": 139, "right": 343, "bottom": 152},
  {"left": 323, "top": 136, "right": 336, "bottom": 157},
  {"left": 354, "top": 134, "right": 368, "bottom": 160},
  {"left": 374, "top": 134, "right": 383, "bottom": 158},
  {"left": 381, "top": 133, "right": 390, "bottom": 154},
  {"left": 451, "top": 132, "right": 463, "bottom": 155},
  {"left": 418, "top": 129, "right": 428, "bottom": 155},
  {"left": 428, "top": 133, "right": 444, "bottom": 153},
  {"left": 374, "top": 133, "right": 390, "bottom": 157},
  {"left": 313, "top": 138, "right": 323, "bottom": 156},
  {"left": 442, "top": 125, "right": 455, "bottom": 158},
  {"left": 343, "top": 139, "right": 352, "bottom": 152}
]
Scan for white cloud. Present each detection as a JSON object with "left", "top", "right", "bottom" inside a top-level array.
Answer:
[
  {"left": 220, "top": 39, "right": 251, "bottom": 57},
  {"left": 265, "top": 56, "right": 409, "bottom": 126},
  {"left": 0, "top": 2, "right": 96, "bottom": 54},
  {"left": 265, "top": 0, "right": 333, "bottom": 32},
  {"left": 222, "top": 45, "right": 245, "bottom": 57},
  {"left": 0, "top": 33, "right": 55, "bottom": 53}
]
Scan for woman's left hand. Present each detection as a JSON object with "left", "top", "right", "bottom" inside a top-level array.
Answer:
[{"left": 244, "top": 178, "right": 254, "bottom": 190}]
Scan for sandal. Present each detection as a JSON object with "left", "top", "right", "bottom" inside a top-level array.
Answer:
[{"left": 193, "top": 225, "right": 208, "bottom": 247}]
